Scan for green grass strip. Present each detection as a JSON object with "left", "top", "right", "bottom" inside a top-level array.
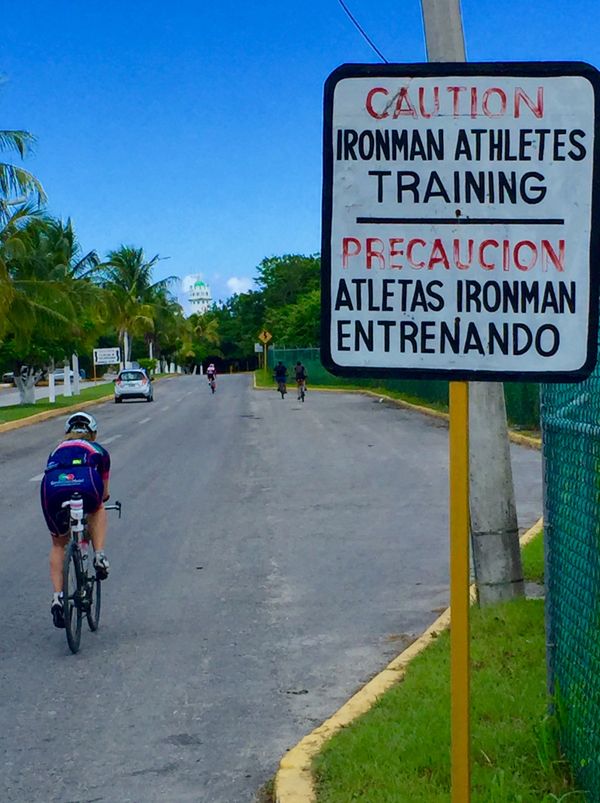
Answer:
[
  {"left": 522, "top": 530, "right": 545, "bottom": 585},
  {"left": 313, "top": 530, "right": 581, "bottom": 802},
  {"left": 0, "top": 374, "right": 175, "bottom": 425},
  {"left": 0, "top": 382, "right": 114, "bottom": 424}
]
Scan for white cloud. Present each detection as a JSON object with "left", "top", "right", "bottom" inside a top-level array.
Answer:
[
  {"left": 226, "top": 276, "right": 253, "bottom": 294},
  {"left": 181, "top": 273, "right": 204, "bottom": 293}
]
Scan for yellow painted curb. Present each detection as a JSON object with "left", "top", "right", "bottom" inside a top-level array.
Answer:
[
  {"left": 0, "top": 374, "right": 180, "bottom": 435},
  {"left": 274, "top": 517, "right": 544, "bottom": 803},
  {"left": 0, "top": 394, "right": 114, "bottom": 433}
]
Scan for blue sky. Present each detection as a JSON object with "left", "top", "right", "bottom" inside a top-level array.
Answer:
[{"left": 3, "top": 0, "right": 599, "bottom": 308}]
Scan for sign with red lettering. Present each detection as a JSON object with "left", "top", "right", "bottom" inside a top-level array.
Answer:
[{"left": 321, "top": 62, "right": 600, "bottom": 381}]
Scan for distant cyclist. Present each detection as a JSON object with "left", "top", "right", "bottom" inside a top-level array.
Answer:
[
  {"left": 274, "top": 361, "right": 287, "bottom": 397},
  {"left": 40, "top": 412, "right": 111, "bottom": 628},
  {"left": 206, "top": 363, "right": 217, "bottom": 392},
  {"left": 294, "top": 361, "right": 307, "bottom": 400}
]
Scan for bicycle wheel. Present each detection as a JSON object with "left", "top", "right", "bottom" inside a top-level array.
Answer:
[
  {"left": 300, "top": 385, "right": 305, "bottom": 402},
  {"left": 85, "top": 567, "right": 102, "bottom": 632},
  {"left": 63, "top": 542, "right": 83, "bottom": 653}
]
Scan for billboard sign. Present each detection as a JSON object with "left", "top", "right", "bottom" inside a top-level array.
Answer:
[{"left": 93, "top": 347, "right": 121, "bottom": 365}]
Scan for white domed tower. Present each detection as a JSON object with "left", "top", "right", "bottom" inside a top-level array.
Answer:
[{"left": 187, "top": 278, "right": 212, "bottom": 314}]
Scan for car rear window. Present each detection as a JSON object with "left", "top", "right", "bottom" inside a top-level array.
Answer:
[{"left": 120, "top": 371, "right": 145, "bottom": 381}]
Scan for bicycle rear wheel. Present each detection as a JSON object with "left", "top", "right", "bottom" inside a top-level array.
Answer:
[
  {"left": 86, "top": 569, "right": 101, "bottom": 632},
  {"left": 63, "top": 542, "right": 83, "bottom": 653}
]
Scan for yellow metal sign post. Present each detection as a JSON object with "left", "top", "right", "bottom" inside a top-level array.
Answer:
[
  {"left": 419, "top": 6, "right": 471, "bottom": 798},
  {"left": 449, "top": 380, "right": 470, "bottom": 802},
  {"left": 258, "top": 330, "right": 272, "bottom": 374}
]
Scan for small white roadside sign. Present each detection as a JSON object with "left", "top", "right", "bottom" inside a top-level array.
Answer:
[
  {"left": 93, "top": 347, "right": 121, "bottom": 366},
  {"left": 322, "top": 62, "right": 600, "bottom": 381}
]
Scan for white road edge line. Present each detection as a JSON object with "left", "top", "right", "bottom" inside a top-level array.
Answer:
[
  {"left": 162, "top": 405, "right": 170, "bottom": 411},
  {"left": 138, "top": 417, "right": 151, "bottom": 425},
  {"left": 103, "top": 434, "right": 123, "bottom": 444},
  {"left": 29, "top": 473, "right": 44, "bottom": 482}
]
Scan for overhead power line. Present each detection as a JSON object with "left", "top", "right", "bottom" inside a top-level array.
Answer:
[{"left": 337, "top": 0, "right": 389, "bottom": 63}]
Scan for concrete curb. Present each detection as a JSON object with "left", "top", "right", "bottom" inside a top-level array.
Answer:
[
  {"left": 273, "top": 516, "right": 544, "bottom": 803},
  {"left": 252, "top": 374, "right": 542, "bottom": 451},
  {"left": 0, "top": 374, "right": 179, "bottom": 435}
]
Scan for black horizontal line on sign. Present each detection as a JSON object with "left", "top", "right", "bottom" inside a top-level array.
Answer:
[{"left": 355, "top": 217, "right": 565, "bottom": 225}]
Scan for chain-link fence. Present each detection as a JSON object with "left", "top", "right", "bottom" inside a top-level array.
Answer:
[
  {"left": 542, "top": 369, "right": 600, "bottom": 798},
  {"left": 269, "top": 347, "right": 539, "bottom": 428}
]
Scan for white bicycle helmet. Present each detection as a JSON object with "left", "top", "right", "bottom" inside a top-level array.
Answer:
[{"left": 65, "top": 411, "right": 98, "bottom": 434}]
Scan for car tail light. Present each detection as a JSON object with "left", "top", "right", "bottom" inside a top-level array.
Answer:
[
  {"left": 115, "top": 379, "right": 122, "bottom": 385},
  {"left": 141, "top": 378, "right": 148, "bottom": 385}
]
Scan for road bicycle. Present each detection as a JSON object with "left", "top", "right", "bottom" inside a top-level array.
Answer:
[
  {"left": 61, "top": 493, "right": 122, "bottom": 654},
  {"left": 208, "top": 375, "right": 216, "bottom": 394},
  {"left": 275, "top": 377, "right": 287, "bottom": 398},
  {"left": 296, "top": 378, "right": 306, "bottom": 402}
]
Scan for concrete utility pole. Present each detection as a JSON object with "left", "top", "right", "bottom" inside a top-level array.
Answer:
[
  {"left": 420, "top": 0, "right": 524, "bottom": 605},
  {"left": 469, "top": 384, "right": 524, "bottom": 603}
]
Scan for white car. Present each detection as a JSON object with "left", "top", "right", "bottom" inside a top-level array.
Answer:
[
  {"left": 52, "top": 369, "right": 75, "bottom": 383},
  {"left": 114, "top": 369, "right": 154, "bottom": 403}
]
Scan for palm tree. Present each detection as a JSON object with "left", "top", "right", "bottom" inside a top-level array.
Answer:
[
  {"left": 0, "top": 125, "right": 47, "bottom": 320},
  {"left": 0, "top": 217, "right": 100, "bottom": 403},
  {"left": 98, "top": 246, "right": 177, "bottom": 365},
  {"left": 144, "top": 285, "right": 185, "bottom": 362},
  {"left": 0, "top": 129, "right": 46, "bottom": 225}
]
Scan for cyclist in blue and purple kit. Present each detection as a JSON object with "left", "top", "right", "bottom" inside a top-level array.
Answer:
[{"left": 40, "top": 412, "right": 111, "bottom": 628}]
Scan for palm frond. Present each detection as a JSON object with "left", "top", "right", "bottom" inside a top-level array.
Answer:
[
  {"left": 0, "top": 130, "right": 37, "bottom": 158},
  {"left": 0, "top": 164, "right": 46, "bottom": 205}
]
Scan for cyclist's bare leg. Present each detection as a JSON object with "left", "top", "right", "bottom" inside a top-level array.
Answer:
[
  {"left": 49, "top": 534, "right": 69, "bottom": 592},
  {"left": 88, "top": 506, "right": 107, "bottom": 552}
]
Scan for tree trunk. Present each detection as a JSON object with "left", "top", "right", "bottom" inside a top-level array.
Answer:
[
  {"left": 469, "top": 382, "right": 525, "bottom": 605},
  {"left": 15, "top": 367, "right": 38, "bottom": 405}
]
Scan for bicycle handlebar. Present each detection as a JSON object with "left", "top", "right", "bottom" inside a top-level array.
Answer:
[{"left": 105, "top": 501, "right": 122, "bottom": 518}]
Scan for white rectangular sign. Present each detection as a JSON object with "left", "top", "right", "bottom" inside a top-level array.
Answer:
[
  {"left": 254, "top": 342, "right": 263, "bottom": 353},
  {"left": 93, "top": 347, "right": 121, "bottom": 365},
  {"left": 322, "top": 63, "right": 600, "bottom": 381}
]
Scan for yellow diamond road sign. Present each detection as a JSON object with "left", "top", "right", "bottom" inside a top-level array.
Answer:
[{"left": 258, "top": 330, "right": 272, "bottom": 344}]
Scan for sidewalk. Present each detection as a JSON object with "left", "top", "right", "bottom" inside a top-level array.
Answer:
[{"left": 0, "top": 379, "right": 111, "bottom": 407}]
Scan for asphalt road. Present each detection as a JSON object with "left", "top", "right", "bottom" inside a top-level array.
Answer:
[{"left": 0, "top": 374, "right": 542, "bottom": 802}]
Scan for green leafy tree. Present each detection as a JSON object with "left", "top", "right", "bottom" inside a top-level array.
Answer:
[
  {"left": 256, "top": 253, "right": 320, "bottom": 309},
  {"left": 266, "top": 288, "right": 321, "bottom": 347},
  {"left": 212, "top": 291, "right": 265, "bottom": 361}
]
